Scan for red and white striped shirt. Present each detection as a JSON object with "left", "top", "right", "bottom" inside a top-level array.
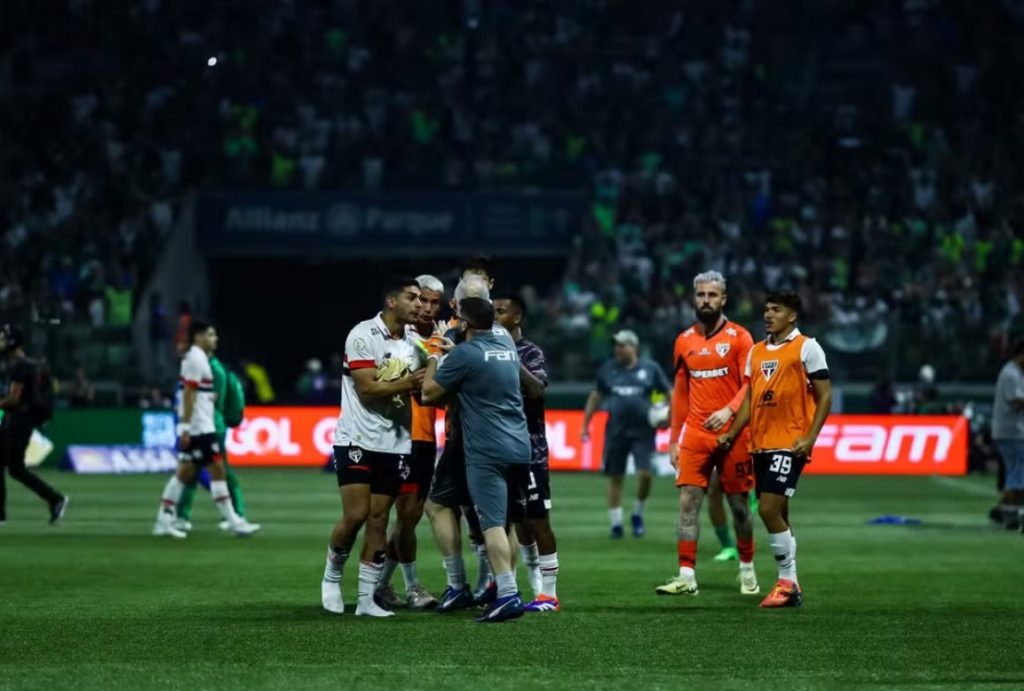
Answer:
[{"left": 179, "top": 345, "right": 216, "bottom": 435}]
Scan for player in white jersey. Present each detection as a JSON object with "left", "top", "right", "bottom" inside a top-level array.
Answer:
[
  {"left": 153, "top": 320, "right": 258, "bottom": 538},
  {"left": 321, "top": 277, "right": 426, "bottom": 617}
]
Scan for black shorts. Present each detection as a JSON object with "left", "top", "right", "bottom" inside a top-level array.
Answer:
[
  {"left": 428, "top": 435, "right": 472, "bottom": 509},
  {"left": 602, "top": 434, "right": 655, "bottom": 476},
  {"left": 522, "top": 464, "right": 551, "bottom": 519},
  {"left": 180, "top": 433, "right": 223, "bottom": 466},
  {"left": 753, "top": 451, "right": 808, "bottom": 498},
  {"left": 400, "top": 441, "right": 437, "bottom": 499},
  {"left": 334, "top": 445, "right": 406, "bottom": 497}
]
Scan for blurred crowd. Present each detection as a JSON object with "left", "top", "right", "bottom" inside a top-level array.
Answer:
[{"left": 2, "top": 0, "right": 1023, "bottom": 388}]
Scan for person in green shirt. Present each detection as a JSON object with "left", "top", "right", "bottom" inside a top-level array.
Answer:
[{"left": 174, "top": 354, "right": 257, "bottom": 532}]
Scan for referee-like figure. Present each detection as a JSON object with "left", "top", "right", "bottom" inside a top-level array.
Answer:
[
  {"left": 421, "top": 297, "right": 532, "bottom": 623},
  {"left": 0, "top": 324, "right": 68, "bottom": 525}
]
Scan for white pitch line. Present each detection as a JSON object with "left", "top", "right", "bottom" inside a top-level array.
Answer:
[{"left": 930, "top": 475, "right": 996, "bottom": 497}]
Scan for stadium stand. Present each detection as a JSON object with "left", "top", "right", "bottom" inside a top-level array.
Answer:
[{"left": 1, "top": 0, "right": 1022, "bottom": 395}]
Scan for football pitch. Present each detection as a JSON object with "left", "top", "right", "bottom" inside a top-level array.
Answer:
[{"left": 1, "top": 469, "right": 1021, "bottom": 690}]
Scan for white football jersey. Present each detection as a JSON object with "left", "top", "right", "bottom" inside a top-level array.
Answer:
[
  {"left": 179, "top": 345, "right": 216, "bottom": 435},
  {"left": 334, "top": 313, "right": 420, "bottom": 454}
]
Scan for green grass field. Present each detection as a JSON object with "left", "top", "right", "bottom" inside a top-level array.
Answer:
[{"left": 1, "top": 469, "right": 1022, "bottom": 690}]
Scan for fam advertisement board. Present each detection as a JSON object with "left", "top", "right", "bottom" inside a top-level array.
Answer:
[{"left": 225, "top": 408, "right": 968, "bottom": 475}]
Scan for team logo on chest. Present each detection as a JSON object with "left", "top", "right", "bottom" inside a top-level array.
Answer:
[
  {"left": 716, "top": 342, "right": 730, "bottom": 358},
  {"left": 760, "top": 360, "right": 779, "bottom": 381},
  {"left": 637, "top": 369, "right": 648, "bottom": 381}
]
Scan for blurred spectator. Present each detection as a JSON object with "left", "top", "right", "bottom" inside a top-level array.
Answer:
[
  {"left": 870, "top": 378, "right": 897, "bottom": 415},
  {"left": 2, "top": 0, "right": 1023, "bottom": 386},
  {"left": 69, "top": 365, "right": 96, "bottom": 408},
  {"left": 174, "top": 302, "right": 192, "bottom": 357},
  {"left": 148, "top": 293, "right": 172, "bottom": 382},
  {"left": 241, "top": 359, "right": 275, "bottom": 404},
  {"left": 295, "top": 357, "right": 333, "bottom": 405}
]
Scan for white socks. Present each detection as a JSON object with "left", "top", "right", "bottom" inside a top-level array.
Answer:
[
  {"left": 356, "top": 561, "right": 393, "bottom": 617},
  {"left": 495, "top": 571, "right": 517, "bottom": 598},
  {"left": 538, "top": 552, "right": 559, "bottom": 598},
  {"left": 520, "top": 542, "right": 541, "bottom": 596},
  {"left": 358, "top": 562, "right": 382, "bottom": 604},
  {"left": 609, "top": 507, "right": 623, "bottom": 527},
  {"left": 633, "top": 499, "right": 646, "bottom": 517},
  {"left": 321, "top": 545, "right": 349, "bottom": 614},
  {"left": 210, "top": 480, "right": 240, "bottom": 524},
  {"left": 400, "top": 562, "right": 419, "bottom": 590},
  {"left": 159, "top": 477, "right": 185, "bottom": 516},
  {"left": 768, "top": 529, "right": 798, "bottom": 584},
  {"left": 473, "top": 542, "right": 492, "bottom": 591},
  {"left": 443, "top": 554, "right": 467, "bottom": 589},
  {"left": 323, "top": 545, "right": 350, "bottom": 583}
]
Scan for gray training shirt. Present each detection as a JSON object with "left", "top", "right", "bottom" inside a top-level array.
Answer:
[
  {"left": 432, "top": 328, "right": 531, "bottom": 465},
  {"left": 992, "top": 360, "right": 1024, "bottom": 440},
  {"left": 596, "top": 357, "right": 672, "bottom": 439}
]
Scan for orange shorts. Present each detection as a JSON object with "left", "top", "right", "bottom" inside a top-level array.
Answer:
[{"left": 676, "top": 430, "right": 754, "bottom": 494}]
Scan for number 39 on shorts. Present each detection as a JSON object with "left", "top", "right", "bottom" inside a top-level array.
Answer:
[{"left": 769, "top": 453, "right": 792, "bottom": 475}]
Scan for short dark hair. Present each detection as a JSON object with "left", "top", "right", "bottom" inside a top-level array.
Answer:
[
  {"left": 460, "top": 254, "right": 493, "bottom": 280},
  {"left": 383, "top": 276, "right": 420, "bottom": 302},
  {"left": 765, "top": 290, "right": 802, "bottom": 315},
  {"left": 491, "top": 291, "right": 527, "bottom": 317},
  {"left": 459, "top": 297, "right": 495, "bottom": 330},
  {"left": 189, "top": 319, "right": 213, "bottom": 343}
]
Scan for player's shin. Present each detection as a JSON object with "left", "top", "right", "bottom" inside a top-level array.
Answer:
[
  {"left": 355, "top": 556, "right": 395, "bottom": 617},
  {"left": 225, "top": 467, "right": 246, "bottom": 518},
  {"left": 518, "top": 538, "right": 541, "bottom": 597},
  {"left": 210, "top": 480, "right": 241, "bottom": 525},
  {"left": 768, "top": 529, "right": 798, "bottom": 584},
  {"left": 158, "top": 476, "right": 185, "bottom": 518},
  {"left": 443, "top": 554, "right": 468, "bottom": 589},
  {"left": 538, "top": 552, "right": 559, "bottom": 598}
]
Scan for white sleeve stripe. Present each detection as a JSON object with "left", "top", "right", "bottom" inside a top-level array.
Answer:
[{"left": 800, "top": 338, "right": 829, "bottom": 374}]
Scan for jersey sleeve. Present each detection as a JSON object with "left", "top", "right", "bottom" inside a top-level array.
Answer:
[
  {"left": 345, "top": 327, "right": 377, "bottom": 371},
  {"left": 670, "top": 365, "right": 690, "bottom": 445},
  {"left": 432, "top": 344, "right": 470, "bottom": 394},
  {"left": 180, "top": 353, "right": 202, "bottom": 387},
  {"left": 1004, "top": 369, "right": 1024, "bottom": 403},
  {"left": 522, "top": 344, "right": 549, "bottom": 386},
  {"left": 744, "top": 348, "right": 753, "bottom": 379},
  {"left": 669, "top": 334, "right": 689, "bottom": 443},
  {"left": 801, "top": 338, "right": 830, "bottom": 379}
]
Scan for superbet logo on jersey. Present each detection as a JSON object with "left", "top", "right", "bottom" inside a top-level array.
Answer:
[{"left": 225, "top": 409, "right": 968, "bottom": 475}]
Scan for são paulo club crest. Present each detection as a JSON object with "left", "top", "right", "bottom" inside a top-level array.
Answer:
[
  {"left": 761, "top": 360, "right": 779, "bottom": 381},
  {"left": 348, "top": 447, "right": 363, "bottom": 463},
  {"left": 716, "top": 342, "right": 730, "bottom": 358}
]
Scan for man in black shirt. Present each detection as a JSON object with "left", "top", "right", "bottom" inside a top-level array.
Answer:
[{"left": 0, "top": 325, "right": 68, "bottom": 524}]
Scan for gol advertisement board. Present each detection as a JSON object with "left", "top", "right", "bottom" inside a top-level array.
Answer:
[{"left": 226, "top": 408, "right": 967, "bottom": 475}]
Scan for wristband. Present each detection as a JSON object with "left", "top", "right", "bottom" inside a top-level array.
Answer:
[{"left": 176, "top": 423, "right": 189, "bottom": 436}]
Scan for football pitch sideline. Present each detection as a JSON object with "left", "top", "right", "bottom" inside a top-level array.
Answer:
[{"left": 1, "top": 470, "right": 1021, "bottom": 690}]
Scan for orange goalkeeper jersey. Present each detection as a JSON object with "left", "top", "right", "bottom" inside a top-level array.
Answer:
[{"left": 671, "top": 319, "right": 753, "bottom": 443}]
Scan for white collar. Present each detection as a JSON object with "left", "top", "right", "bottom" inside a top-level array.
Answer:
[
  {"left": 374, "top": 312, "right": 402, "bottom": 340},
  {"left": 769, "top": 327, "right": 801, "bottom": 346}
]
